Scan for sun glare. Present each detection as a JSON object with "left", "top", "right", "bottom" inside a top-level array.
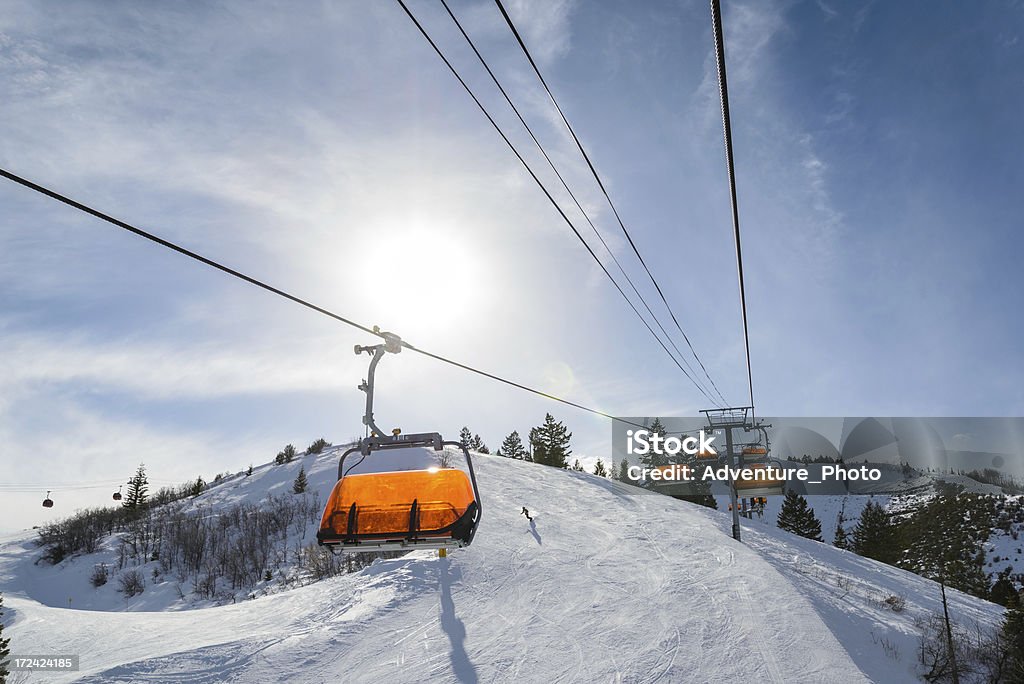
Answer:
[{"left": 348, "top": 226, "right": 480, "bottom": 335}]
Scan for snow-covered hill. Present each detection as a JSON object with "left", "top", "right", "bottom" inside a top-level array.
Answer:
[{"left": 0, "top": 449, "right": 1007, "bottom": 683}]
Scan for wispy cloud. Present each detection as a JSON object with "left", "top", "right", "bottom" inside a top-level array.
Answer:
[
  {"left": 0, "top": 327, "right": 358, "bottom": 401},
  {"left": 503, "top": 0, "right": 576, "bottom": 64}
]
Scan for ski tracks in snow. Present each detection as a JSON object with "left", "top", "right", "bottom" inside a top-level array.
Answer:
[{"left": 3, "top": 455, "right": 874, "bottom": 683}]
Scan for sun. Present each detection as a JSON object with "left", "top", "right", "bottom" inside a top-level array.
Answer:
[{"left": 345, "top": 225, "right": 481, "bottom": 336}]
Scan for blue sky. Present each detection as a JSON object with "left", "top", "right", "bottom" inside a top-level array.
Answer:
[{"left": 1, "top": 0, "right": 1022, "bottom": 532}]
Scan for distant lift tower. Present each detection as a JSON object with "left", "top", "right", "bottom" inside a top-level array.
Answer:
[{"left": 700, "top": 406, "right": 754, "bottom": 542}]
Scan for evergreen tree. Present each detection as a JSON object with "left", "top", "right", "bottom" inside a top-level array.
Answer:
[
  {"left": 497, "top": 431, "right": 528, "bottom": 460},
  {"left": 0, "top": 592, "right": 10, "bottom": 683},
  {"left": 618, "top": 458, "right": 631, "bottom": 483},
  {"left": 571, "top": 459, "right": 584, "bottom": 472},
  {"left": 306, "top": 438, "right": 329, "bottom": 455},
  {"left": 990, "top": 569, "right": 1018, "bottom": 607},
  {"left": 852, "top": 500, "right": 897, "bottom": 564},
  {"left": 776, "top": 490, "right": 823, "bottom": 541},
  {"left": 593, "top": 459, "right": 609, "bottom": 477},
  {"left": 530, "top": 414, "right": 572, "bottom": 468},
  {"left": 282, "top": 444, "right": 296, "bottom": 463},
  {"left": 1002, "top": 602, "right": 1024, "bottom": 682},
  {"left": 834, "top": 501, "right": 850, "bottom": 549},
  {"left": 641, "top": 418, "right": 670, "bottom": 468},
  {"left": 833, "top": 519, "right": 850, "bottom": 549},
  {"left": 459, "top": 427, "right": 473, "bottom": 447},
  {"left": 123, "top": 463, "right": 149, "bottom": 510},
  {"left": 469, "top": 434, "right": 489, "bottom": 454},
  {"left": 897, "top": 493, "right": 993, "bottom": 599},
  {"left": 190, "top": 476, "right": 206, "bottom": 498},
  {"left": 246, "top": 464, "right": 253, "bottom": 477},
  {"left": 292, "top": 466, "right": 308, "bottom": 494}
]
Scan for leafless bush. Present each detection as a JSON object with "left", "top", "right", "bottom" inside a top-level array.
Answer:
[
  {"left": 916, "top": 612, "right": 1006, "bottom": 683},
  {"left": 884, "top": 594, "right": 907, "bottom": 612},
  {"left": 194, "top": 573, "right": 217, "bottom": 600},
  {"left": 118, "top": 568, "right": 146, "bottom": 598},
  {"left": 36, "top": 482, "right": 403, "bottom": 604},
  {"left": 89, "top": 563, "right": 109, "bottom": 588},
  {"left": 436, "top": 447, "right": 455, "bottom": 469},
  {"left": 302, "top": 545, "right": 346, "bottom": 581}
]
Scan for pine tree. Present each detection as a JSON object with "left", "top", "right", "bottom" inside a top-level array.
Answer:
[
  {"left": 530, "top": 414, "right": 572, "bottom": 468},
  {"left": 190, "top": 476, "right": 206, "bottom": 498},
  {"left": 990, "top": 570, "right": 1017, "bottom": 607},
  {"left": 593, "top": 459, "right": 609, "bottom": 477},
  {"left": 469, "top": 434, "right": 489, "bottom": 454},
  {"left": 528, "top": 427, "right": 540, "bottom": 461},
  {"left": 1001, "top": 602, "right": 1024, "bottom": 681},
  {"left": 852, "top": 500, "right": 897, "bottom": 564},
  {"left": 123, "top": 463, "right": 149, "bottom": 510},
  {"left": 246, "top": 464, "right": 253, "bottom": 477},
  {"left": 834, "top": 501, "right": 850, "bottom": 549},
  {"left": 571, "top": 459, "right": 584, "bottom": 472},
  {"left": 776, "top": 490, "right": 823, "bottom": 541},
  {"left": 648, "top": 417, "right": 667, "bottom": 436},
  {"left": 307, "top": 438, "right": 330, "bottom": 455},
  {"left": 282, "top": 444, "right": 296, "bottom": 463},
  {"left": 0, "top": 592, "right": 10, "bottom": 683},
  {"left": 618, "top": 458, "right": 631, "bottom": 483},
  {"left": 292, "top": 466, "right": 308, "bottom": 494},
  {"left": 497, "top": 431, "right": 528, "bottom": 460},
  {"left": 642, "top": 418, "right": 669, "bottom": 468},
  {"left": 834, "top": 519, "right": 850, "bottom": 549},
  {"left": 459, "top": 427, "right": 473, "bottom": 447}
]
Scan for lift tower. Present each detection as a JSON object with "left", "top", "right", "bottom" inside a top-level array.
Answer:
[{"left": 700, "top": 407, "right": 754, "bottom": 541}]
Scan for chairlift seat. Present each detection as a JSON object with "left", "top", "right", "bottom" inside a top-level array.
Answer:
[
  {"left": 734, "top": 462, "right": 784, "bottom": 496},
  {"left": 318, "top": 465, "right": 479, "bottom": 550}
]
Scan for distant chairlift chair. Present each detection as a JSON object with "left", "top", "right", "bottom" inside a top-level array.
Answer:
[{"left": 733, "top": 442, "right": 785, "bottom": 497}]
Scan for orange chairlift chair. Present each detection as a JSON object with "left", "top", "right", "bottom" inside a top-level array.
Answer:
[
  {"left": 317, "top": 331, "right": 482, "bottom": 553},
  {"left": 733, "top": 428, "right": 785, "bottom": 496}
]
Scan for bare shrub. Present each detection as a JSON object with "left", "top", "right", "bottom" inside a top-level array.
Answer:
[
  {"left": 884, "top": 594, "right": 907, "bottom": 612},
  {"left": 916, "top": 612, "right": 1005, "bottom": 682},
  {"left": 303, "top": 545, "right": 346, "bottom": 581},
  {"left": 118, "top": 569, "right": 146, "bottom": 598},
  {"left": 89, "top": 563, "right": 109, "bottom": 588}
]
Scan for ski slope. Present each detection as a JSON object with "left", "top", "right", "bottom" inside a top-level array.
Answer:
[{"left": 0, "top": 450, "right": 1006, "bottom": 683}]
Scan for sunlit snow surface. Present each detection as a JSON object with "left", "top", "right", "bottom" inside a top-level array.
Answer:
[{"left": 0, "top": 449, "right": 1004, "bottom": 683}]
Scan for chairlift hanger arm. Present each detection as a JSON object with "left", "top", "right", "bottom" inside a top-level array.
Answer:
[{"left": 355, "top": 328, "right": 403, "bottom": 439}]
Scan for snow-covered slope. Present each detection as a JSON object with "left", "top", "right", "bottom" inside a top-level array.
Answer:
[{"left": 0, "top": 451, "right": 1006, "bottom": 683}]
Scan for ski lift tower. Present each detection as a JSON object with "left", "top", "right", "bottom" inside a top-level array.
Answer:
[{"left": 700, "top": 406, "right": 754, "bottom": 541}]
